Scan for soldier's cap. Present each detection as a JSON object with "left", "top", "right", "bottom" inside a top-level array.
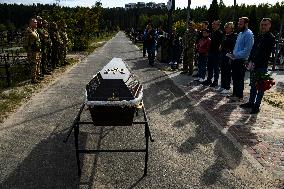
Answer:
[{"left": 36, "top": 16, "right": 43, "bottom": 20}]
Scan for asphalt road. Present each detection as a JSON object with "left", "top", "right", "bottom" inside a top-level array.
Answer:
[{"left": 0, "top": 32, "right": 279, "bottom": 189}]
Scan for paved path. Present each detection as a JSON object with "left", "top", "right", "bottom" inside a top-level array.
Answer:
[
  {"left": 161, "top": 58, "right": 284, "bottom": 180},
  {"left": 0, "top": 32, "right": 281, "bottom": 188}
]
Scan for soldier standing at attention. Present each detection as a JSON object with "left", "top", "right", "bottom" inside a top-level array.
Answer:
[
  {"left": 181, "top": 21, "right": 196, "bottom": 75},
  {"left": 42, "top": 20, "right": 52, "bottom": 73},
  {"left": 23, "top": 18, "right": 41, "bottom": 84},
  {"left": 37, "top": 16, "right": 51, "bottom": 76},
  {"left": 59, "top": 21, "right": 69, "bottom": 66},
  {"left": 49, "top": 22, "right": 62, "bottom": 69}
]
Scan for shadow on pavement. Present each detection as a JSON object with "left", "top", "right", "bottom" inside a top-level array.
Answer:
[
  {"left": 0, "top": 132, "right": 87, "bottom": 188},
  {"left": 0, "top": 102, "right": 82, "bottom": 132},
  {"left": 176, "top": 92, "right": 259, "bottom": 186},
  {"left": 158, "top": 79, "right": 260, "bottom": 186}
]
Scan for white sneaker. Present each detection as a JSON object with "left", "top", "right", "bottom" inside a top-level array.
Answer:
[
  {"left": 198, "top": 78, "right": 205, "bottom": 82},
  {"left": 169, "top": 62, "right": 173, "bottom": 65},
  {"left": 220, "top": 89, "right": 230, "bottom": 95},
  {"left": 215, "top": 87, "right": 224, "bottom": 92},
  {"left": 194, "top": 77, "right": 200, "bottom": 81},
  {"left": 174, "top": 62, "right": 177, "bottom": 65}
]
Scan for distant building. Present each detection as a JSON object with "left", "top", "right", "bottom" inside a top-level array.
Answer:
[
  {"left": 136, "top": 2, "right": 146, "bottom": 8},
  {"left": 157, "top": 3, "right": 166, "bottom": 9},
  {"left": 125, "top": 2, "right": 165, "bottom": 9},
  {"left": 125, "top": 3, "right": 136, "bottom": 9},
  {"left": 146, "top": 2, "right": 156, "bottom": 8}
]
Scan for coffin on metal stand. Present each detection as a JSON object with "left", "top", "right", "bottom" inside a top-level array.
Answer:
[{"left": 63, "top": 58, "right": 154, "bottom": 177}]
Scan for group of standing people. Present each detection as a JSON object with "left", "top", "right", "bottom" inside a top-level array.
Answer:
[
  {"left": 23, "top": 16, "right": 69, "bottom": 83},
  {"left": 191, "top": 17, "right": 275, "bottom": 114},
  {"left": 141, "top": 16, "right": 275, "bottom": 114}
]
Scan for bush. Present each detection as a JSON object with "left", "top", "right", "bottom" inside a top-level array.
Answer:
[{"left": 72, "top": 36, "right": 89, "bottom": 51}]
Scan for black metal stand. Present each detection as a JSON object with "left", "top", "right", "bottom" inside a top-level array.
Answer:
[{"left": 63, "top": 102, "right": 154, "bottom": 177}]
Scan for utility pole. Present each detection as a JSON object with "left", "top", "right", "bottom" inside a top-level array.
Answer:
[
  {"left": 186, "top": 0, "right": 191, "bottom": 28},
  {"left": 167, "top": 0, "right": 175, "bottom": 33},
  {"left": 272, "top": 11, "right": 284, "bottom": 71},
  {"left": 233, "top": 0, "right": 236, "bottom": 21}
]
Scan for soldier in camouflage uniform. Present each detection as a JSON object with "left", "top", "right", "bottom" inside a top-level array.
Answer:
[
  {"left": 49, "top": 22, "right": 62, "bottom": 69},
  {"left": 58, "top": 21, "right": 69, "bottom": 66},
  {"left": 181, "top": 21, "right": 197, "bottom": 75},
  {"left": 42, "top": 20, "right": 52, "bottom": 72},
  {"left": 36, "top": 16, "right": 51, "bottom": 75},
  {"left": 23, "top": 18, "right": 41, "bottom": 83}
]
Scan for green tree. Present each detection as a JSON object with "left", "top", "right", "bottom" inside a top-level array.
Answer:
[
  {"left": 207, "top": 0, "right": 220, "bottom": 23},
  {"left": 249, "top": 5, "right": 258, "bottom": 36}
]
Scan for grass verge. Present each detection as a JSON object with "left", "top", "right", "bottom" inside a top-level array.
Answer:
[
  {"left": 263, "top": 91, "right": 284, "bottom": 110},
  {"left": 0, "top": 33, "right": 116, "bottom": 123}
]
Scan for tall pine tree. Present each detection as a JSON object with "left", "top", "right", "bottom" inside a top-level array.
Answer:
[{"left": 207, "top": 0, "right": 220, "bottom": 24}]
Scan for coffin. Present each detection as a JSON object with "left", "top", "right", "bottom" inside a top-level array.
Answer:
[{"left": 85, "top": 58, "right": 143, "bottom": 126}]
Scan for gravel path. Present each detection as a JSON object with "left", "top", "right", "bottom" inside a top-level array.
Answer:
[{"left": 0, "top": 32, "right": 279, "bottom": 188}]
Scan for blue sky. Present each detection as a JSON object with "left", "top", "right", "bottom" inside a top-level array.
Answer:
[{"left": 0, "top": 0, "right": 281, "bottom": 8}]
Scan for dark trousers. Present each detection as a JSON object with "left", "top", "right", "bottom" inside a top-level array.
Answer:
[
  {"left": 143, "top": 41, "right": 147, "bottom": 56},
  {"left": 51, "top": 46, "right": 59, "bottom": 69},
  {"left": 197, "top": 54, "right": 208, "bottom": 79},
  {"left": 207, "top": 52, "right": 220, "bottom": 82},
  {"left": 220, "top": 53, "right": 232, "bottom": 90},
  {"left": 170, "top": 45, "right": 180, "bottom": 62},
  {"left": 147, "top": 48, "right": 155, "bottom": 65},
  {"left": 183, "top": 48, "right": 194, "bottom": 74},
  {"left": 249, "top": 68, "right": 267, "bottom": 107},
  {"left": 231, "top": 59, "right": 246, "bottom": 98}
]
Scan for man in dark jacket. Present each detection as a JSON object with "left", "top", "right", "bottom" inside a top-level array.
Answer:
[
  {"left": 202, "top": 20, "right": 223, "bottom": 87},
  {"left": 240, "top": 18, "right": 275, "bottom": 114}
]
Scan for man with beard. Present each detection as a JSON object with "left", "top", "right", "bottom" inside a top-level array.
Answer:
[
  {"left": 240, "top": 18, "right": 275, "bottom": 114},
  {"left": 227, "top": 17, "right": 254, "bottom": 101}
]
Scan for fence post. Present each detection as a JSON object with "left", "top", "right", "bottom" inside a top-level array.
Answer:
[{"left": 4, "top": 55, "right": 11, "bottom": 87}]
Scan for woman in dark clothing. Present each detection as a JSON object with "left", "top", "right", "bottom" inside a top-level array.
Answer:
[
  {"left": 145, "top": 24, "right": 156, "bottom": 66},
  {"left": 218, "top": 22, "right": 237, "bottom": 94},
  {"left": 169, "top": 29, "right": 181, "bottom": 69}
]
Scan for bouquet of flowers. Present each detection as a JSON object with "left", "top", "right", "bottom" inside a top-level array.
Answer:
[{"left": 252, "top": 72, "right": 275, "bottom": 91}]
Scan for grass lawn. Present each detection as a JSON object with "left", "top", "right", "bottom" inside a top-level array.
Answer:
[{"left": 0, "top": 32, "right": 116, "bottom": 123}]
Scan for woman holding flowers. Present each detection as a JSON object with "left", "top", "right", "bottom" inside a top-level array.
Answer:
[{"left": 240, "top": 18, "right": 275, "bottom": 114}]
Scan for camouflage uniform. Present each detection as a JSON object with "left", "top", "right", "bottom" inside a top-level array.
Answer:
[
  {"left": 59, "top": 23, "right": 69, "bottom": 66},
  {"left": 49, "top": 22, "right": 62, "bottom": 69},
  {"left": 182, "top": 27, "right": 196, "bottom": 74},
  {"left": 37, "top": 21, "right": 51, "bottom": 75},
  {"left": 23, "top": 26, "right": 41, "bottom": 83},
  {"left": 43, "top": 20, "right": 52, "bottom": 72}
]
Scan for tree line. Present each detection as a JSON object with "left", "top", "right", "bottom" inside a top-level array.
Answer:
[{"left": 0, "top": 1, "right": 283, "bottom": 47}]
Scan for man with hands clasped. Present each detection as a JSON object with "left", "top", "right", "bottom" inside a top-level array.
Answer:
[{"left": 226, "top": 17, "right": 254, "bottom": 101}]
